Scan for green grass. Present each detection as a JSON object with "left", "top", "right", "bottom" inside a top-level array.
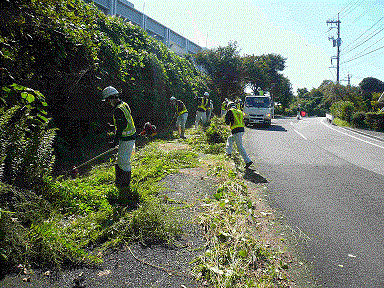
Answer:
[
  {"left": 332, "top": 117, "right": 352, "bottom": 127},
  {"left": 0, "top": 141, "right": 198, "bottom": 268},
  {"left": 1, "top": 126, "right": 296, "bottom": 288}
]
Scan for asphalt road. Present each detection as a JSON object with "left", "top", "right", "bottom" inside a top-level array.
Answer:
[{"left": 243, "top": 117, "right": 384, "bottom": 288}]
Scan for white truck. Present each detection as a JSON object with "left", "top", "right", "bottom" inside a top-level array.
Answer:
[{"left": 243, "top": 92, "right": 274, "bottom": 127}]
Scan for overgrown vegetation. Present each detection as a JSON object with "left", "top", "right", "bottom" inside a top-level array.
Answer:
[
  {"left": 289, "top": 80, "right": 384, "bottom": 132},
  {"left": 0, "top": 142, "right": 198, "bottom": 271},
  {"left": 0, "top": 0, "right": 209, "bottom": 169}
]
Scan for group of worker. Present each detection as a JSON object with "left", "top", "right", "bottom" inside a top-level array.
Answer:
[{"left": 101, "top": 86, "right": 252, "bottom": 206}]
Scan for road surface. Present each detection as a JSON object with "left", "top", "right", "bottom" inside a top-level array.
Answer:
[{"left": 244, "top": 117, "right": 384, "bottom": 287}]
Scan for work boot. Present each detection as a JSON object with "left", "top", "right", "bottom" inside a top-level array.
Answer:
[
  {"left": 118, "top": 171, "right": 139, "bottom": 207},
  {"left": 181, "top": 127, "right": 186, "bottom": 139},
  {"left": 245, "top": 161, "right": 253, "bottom": 170},
  {"left": 115, "top": 164, "right": 124, "bottom": 188}
]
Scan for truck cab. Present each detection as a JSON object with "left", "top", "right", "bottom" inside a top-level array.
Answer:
[{"left": 243, "top": 92, "right": 274, "bottom": 127}]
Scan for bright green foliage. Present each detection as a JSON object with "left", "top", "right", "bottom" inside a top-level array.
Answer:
[
  {"left": 0, "top": 85, "right": 55, "bottom": 189},
  {"left": 0, "top": 140, "right": 198, "bottom": 269},
  {"left": 195, "top": 42, "right": 243, "bottom": 102},
  {"left": 330, "top": 101, "right": 355, "bottom": 122},
  {"left": 186, "top": 117, "right": 229, "bottom": 155},
  {"left": 205, "top": 116, "right": 230, "bottom": 145},
  {"left": 242, "top": 53, "right": 286, "bottom": 94},
  {"left": 0, "top": 0, "right": 209, "bottom": 166}
]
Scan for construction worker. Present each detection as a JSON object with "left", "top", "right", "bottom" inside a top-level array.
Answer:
[
  {"left": 225, "top": 102, "right": 253, "bottom": 170},
  {"left": 170, "top": 96, "right": 188, "bottom": 139},
  {"left": 140, "top": 122, "right": 157, "bottom": 137},
  {"left": 102, "top": 86, "right": 137, "bottom": 206},
  {"left": 221, "top": 98, "right": 229, "bottom": 117},
  {"left": 195, "top": 91, "right": 209, "bottom": 129},
  {"left": 235, "top": 98, "right": 243, "bottom": 111},
  {"left": 257, "top": 87, "right": 264, "bottom": 96}
]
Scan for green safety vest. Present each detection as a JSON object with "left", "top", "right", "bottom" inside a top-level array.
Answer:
[
  {"left": 229, "top": 108, "right": 245, "bottom": 131},
  {"left": 113, "top": 102, "right": 136, "bottom": 137},
  {"left": 176, "top": 101, "right": 188, "bottom": 115},
  {"left": 198, "top": 98, "right": 209, "bottom": 111}
]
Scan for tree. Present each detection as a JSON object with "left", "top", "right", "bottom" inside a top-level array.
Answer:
[
  {"left": 194, "top": 42, "right": 244, "bottom": 102},
  {"left": 242, "top": 53, "right": 286, "bottom": 94},
  {"left": 359, "top": 77, "right": 384, "bottom": 93},
  {"left": 297, "top": 88, "right": 309, "bottom": 98},
  {"left": 242, "top": 55, "right": 268, "bottom": 93},
  {"left": 359, "top": 77, "right": 384, "bottom": 111},
  {"left": 273, "top": 75, "right": 293, "bottom": 113}
]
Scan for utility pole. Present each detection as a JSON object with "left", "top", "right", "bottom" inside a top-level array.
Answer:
[{"left": 326, "top": 14, "right": 341, "bottom": 83}]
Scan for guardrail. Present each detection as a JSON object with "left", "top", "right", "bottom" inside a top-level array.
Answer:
[{"left": 326, "top": 113, "right": 334, "bottom": 124}]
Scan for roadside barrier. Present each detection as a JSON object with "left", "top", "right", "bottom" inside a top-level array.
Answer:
[{"left": 326, "top": 113, "right": 334, "bottom": 124}]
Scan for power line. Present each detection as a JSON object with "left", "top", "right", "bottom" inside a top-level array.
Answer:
[
  {"left": 336, "top": 0, "right": 357, "bottom": 19},
  {"left": 351, "top": 10, "right": 366, "bottom": 24},
  {"left": 342, "top": 24, "right": 384, "bottom": 55},
  {"left": 347, "top": 34, "right": 384, "bottom": 59},
  {"left": 342, "top": 16, "right": 384, "bottom": 52},
  {"left": 340, "top": 0, "right": 364, "bottom": 19},
  {"left": 332, "top": 0, "right": 355, "bottom": 23},
  {"left": 341, "top": 44, "right": 384, "bottom": 64}
]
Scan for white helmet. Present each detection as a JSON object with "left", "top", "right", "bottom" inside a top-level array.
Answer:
[
  {"left": 102, "top": 86, "right": 119, "bottom": 101},
  {"left": 204, "top": 92, "right": 209, "bottom": 97},
  {"left": 170, "top": 96, "right": 176, "bottom": 102},
  {"left": 227, "top": 101, "right": 236, "bottom": 110}
]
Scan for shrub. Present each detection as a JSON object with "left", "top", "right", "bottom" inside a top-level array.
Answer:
[
  {"left": 0, "top": 85, "right": 56, "bottom": 189},
  {"left": 330, "top": 101, "right": 355, "bottom": 122},
  {"left": 365, "top": 112, "right": 384, "bottom": 131},
  {"left": 351, "top": 111, "right": 366, "bottom": 128},
  {"left": 205, "top": 116, "right": 229, "bottom": 144}
]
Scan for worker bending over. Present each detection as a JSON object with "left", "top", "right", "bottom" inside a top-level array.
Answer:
[
  {"left": 225, "top": 102, "right": 253, "bottom": 170},
  {"left": 170, "top": 96, "right": 188, "bottom": 139},
  {"left": 195, "top": 91, "right": 209, "bottom": 129}
]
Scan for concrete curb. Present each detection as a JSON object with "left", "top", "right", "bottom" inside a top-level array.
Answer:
[{"left": 340, "top": 126, "right": 384, "bottom": 143}]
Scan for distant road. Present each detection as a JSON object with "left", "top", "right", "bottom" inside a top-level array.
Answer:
[{"left": 244, "top": 117, "right": 384, "bottom": 287}]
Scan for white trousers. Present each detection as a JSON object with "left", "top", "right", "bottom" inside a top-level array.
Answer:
[
  {"left": 226, "top": 132, "right": 251, "bottom": 163},
  {"left": 195, "top": 111, "right": 207, "bottom": 129},
  {"left": 176, "top": 113, "right": 188, "bottom": 129},
  {"left": 117, "top": 140, "right": 135, "bottom": 172}
]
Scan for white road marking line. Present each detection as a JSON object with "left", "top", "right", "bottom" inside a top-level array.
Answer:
[
  {"left": 320, "top": 119, "right": 384, "bottom": 150},
  {"left": 294, "top": 129, "right": 308, "bottom": 140}
]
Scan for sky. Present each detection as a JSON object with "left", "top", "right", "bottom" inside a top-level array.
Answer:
[{"left": 130, "top": 0, "right": 384, "bottom": 94}]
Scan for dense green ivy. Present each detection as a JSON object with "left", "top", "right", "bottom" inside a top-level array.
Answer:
[{"left": 0, "top": 0, "right": 209, "bottom": 166}]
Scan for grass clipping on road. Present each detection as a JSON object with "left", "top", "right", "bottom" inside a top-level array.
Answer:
[
  {"left": 0, "top": 116, "right": 297, "bottom": 287},
  {"left": 190, "top": 157, "right": 294, "bottom": 288}
]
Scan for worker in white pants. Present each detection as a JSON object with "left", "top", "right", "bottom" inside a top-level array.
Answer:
[
  {"left": 170, "top": 96, "right": 188, "bottom": 138},
  {"left": 117, "top": 140, "right": 135, "bottom": 172},
  {"left": 225, "top": 102, "right": 253, "bottom": 169},
  {"left": 225, "top": 132, "right": 252, "bottom": 165},
  {"left": 102, "top": 86, "right": 138, "bottom": 206},
  {"left": 195, "top": 91, "right": 209, "bottom": 129}
]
